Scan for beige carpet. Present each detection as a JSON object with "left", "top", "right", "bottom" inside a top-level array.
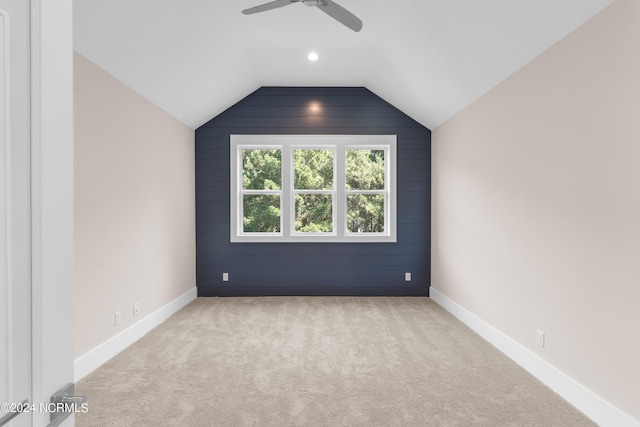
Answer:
[{"left": 76, "top": 297, "right": 594, "bottom": 426}]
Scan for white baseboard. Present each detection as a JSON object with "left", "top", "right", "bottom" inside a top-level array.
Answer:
[
  {"left": 74, "top": 287, "right": 198, "bottom": 382},
  {"left": 429, "top": 287, "right": 639, "bottom": 427}
]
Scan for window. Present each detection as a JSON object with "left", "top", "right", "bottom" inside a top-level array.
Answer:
[{"left": 230, "top": 135, "right": 396, "bottom": 242}]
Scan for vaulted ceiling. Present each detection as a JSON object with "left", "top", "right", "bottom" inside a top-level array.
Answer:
[{"left": 74, "top": 0, "right": 613, "bottom": 130}]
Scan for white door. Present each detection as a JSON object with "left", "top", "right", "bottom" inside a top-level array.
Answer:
[{"left": 1, "top": 0, "right": 32, "bottom": 426}]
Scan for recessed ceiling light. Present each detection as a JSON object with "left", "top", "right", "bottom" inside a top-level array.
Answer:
[{"left": 307, "top": 52, "right": 319, "bottom": 61}]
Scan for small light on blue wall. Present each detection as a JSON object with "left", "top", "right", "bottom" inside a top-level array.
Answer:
[
  {"left": 307, "top": 52, "right": 319, "bottom": 61},
  {"left": 307, "top": 100, "right": 323, "bottom": 114}
]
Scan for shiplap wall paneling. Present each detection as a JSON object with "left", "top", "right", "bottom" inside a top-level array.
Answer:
[{"left": 196, "top": 87, "right": 430, "bottom": 296}]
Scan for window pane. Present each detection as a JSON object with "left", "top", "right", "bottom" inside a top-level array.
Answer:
[
  {"left": 294, "top": 149, "right": 334, "bottom": 190},
  {"left": 347, "top": 194, "right": 385, "bottom": 233},
  {"left": 346, "top": 149, "right": 385, "bottom": 190},
  {"left": 242, "top": 149, "right": 281, "bottom": 190},
  {"left": 295, "top": 194, "right": 333, "bottom": 233},
  {"left": 243, "top": 195, "right": 281, "bottom": 232}
]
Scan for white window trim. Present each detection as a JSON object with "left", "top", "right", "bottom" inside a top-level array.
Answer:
[{"left": 230, "top": 135, "right": 397, "bottom": 243}]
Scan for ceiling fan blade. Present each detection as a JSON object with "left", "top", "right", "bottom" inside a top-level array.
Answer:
[
  {"left": 316, "top": 0, "right": 362, "bottom": 32},
  {"left": 242, "top": 0, "right": 295, "bottom": 15}
]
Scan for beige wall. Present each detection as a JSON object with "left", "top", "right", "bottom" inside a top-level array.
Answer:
[
  {"left": 74, "top": 52, "right": 195, "bottom": 358},
  {"left": 432, "top": 0, "right": 639, "bottom": 421}
]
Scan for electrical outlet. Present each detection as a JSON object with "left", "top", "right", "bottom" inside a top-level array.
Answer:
[
  {"left": 133, "top": 303, "right": 139, "bottom": 316},
  {"left": 222, "top": 272, "right": 229, "bottom": 282},
  {"left": 115, "top": 311, "right": 122, "bottom": 326},
  {"left": 536, "top": 330, "right": 545, "bottom": 348},
  {"left": 405, "top": 272, "right": 411, "bottom": 281}
]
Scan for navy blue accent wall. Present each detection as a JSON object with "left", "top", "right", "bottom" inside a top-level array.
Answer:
[{"left": 196, "top": 87, "right": 430, "bottom": 296}]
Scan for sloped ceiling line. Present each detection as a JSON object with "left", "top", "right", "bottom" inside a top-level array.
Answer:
[{"left": 74, "top": 0, "right": 614, "bottom": 129}]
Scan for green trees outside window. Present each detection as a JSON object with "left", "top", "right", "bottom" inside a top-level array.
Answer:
[
  {"left": 346, "top": 149, "right": 385, "bottom": 190},
  {"left": 294, "top": 149, "right": 333, "bottom": 190},
  {"left": 242, "top": 149, "right": 282, "bottom": 232},
  {"left": 294, "top": 149, "right": 334, "bottom": 233},
  {"left": 241, "top": 146, "right": 387, "bottom": 234},
  {"left": 242, "top": 194, "right": 281, "bottom": 232},
  {"left": 242, "top": 149, "right": 281, "bottom": 190},
  {"left": 346, "top": 149, "right": 385, "bottom": 233},
  {"left": 295, "top": 194, "right": 332, "bottom": 232}
]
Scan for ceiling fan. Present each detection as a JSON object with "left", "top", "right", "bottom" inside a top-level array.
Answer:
[{"left": 242, "top": 0, "right": 363, "bottom": 32}]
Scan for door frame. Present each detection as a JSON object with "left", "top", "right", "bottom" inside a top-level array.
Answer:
[{"left": 30, "top": 0, "right": 74, "bottom": 425}]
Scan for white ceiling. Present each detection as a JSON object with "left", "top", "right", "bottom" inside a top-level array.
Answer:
[{"left": 74, "top": 0, "right": 613, "bottom": 130}]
